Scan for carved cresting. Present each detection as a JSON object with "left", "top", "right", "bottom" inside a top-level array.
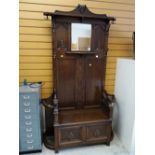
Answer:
[{"left": 77, "top": 4, "right": 86, "bottom": 14}]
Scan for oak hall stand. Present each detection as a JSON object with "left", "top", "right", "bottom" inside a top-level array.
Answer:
[{"left": 43, "top": 5, "right": 115, "bottom": 153}]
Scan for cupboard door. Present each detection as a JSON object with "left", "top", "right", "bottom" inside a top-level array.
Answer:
[{"left": 85, "top": 58, "right": 105, "bottom": 107}]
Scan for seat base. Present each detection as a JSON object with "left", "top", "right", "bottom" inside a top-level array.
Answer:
[{"left": 54, "top": 108, "right": 112, "bottom": 153}]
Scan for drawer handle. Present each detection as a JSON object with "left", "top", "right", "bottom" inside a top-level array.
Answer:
[
  {"left": 26, "top": 127, "right": 32, "bottom": 132},
  {"left": 23, "top": 95, "right": 30, "bottom": 99},
  {"left": 27, "top": 145, "right": 34, "bottom": 150},
  {"left": 24, "top": 102, "right": 30, "bottom": 106},
  {"left": 25, "top": 115, "right": 31, "bottom": 119},
  {"left": 25, "top": 121, "right": 32, "bottom": 125},
  {"left": 26, "top": 139, "right": 33, "bottom": 144},
  {"left": 24, "top": 108, "right": 31, "bottom": 113},
  {"left": 26, "top": 133, "right": 33, "bottom": 138}
]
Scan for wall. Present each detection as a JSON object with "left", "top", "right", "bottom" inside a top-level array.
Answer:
[
  {"left": 19, "top": 0, "right": 135, "bottom": 98},
  {"left": 113, "top": 58, "right": 135, "bottom": 152}
]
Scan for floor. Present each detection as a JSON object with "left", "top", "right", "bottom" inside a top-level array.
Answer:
[{"left": 25, "top": 135, "right": 131, "bottom": 155}]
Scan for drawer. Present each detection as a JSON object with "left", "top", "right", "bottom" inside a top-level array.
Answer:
[
  {"left": 86, "top": 124, "right": 109, "bottom": 142},
  {"left": 20, "top": 128, "right": 42, "bottom": 151},
  {"left": 20, "top": 140, "right": 42, "bottom": 152},
  {"left": 59, "top": 126, "right": 83, "bottom": 146}
]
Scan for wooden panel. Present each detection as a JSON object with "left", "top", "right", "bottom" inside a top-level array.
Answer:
[
  {"left": 20, "top": 19, "right": 134, "bottom": 29},
  {"left": 19, "top": 41, "right": 132, "bottom": 50},
  {"left": 20, "top": 34, "right": 132, "bottom": 44},
  {"left": 19, "top": 63, "right": 53, "bottom": 70},
  {"left": 19, "top": 4, "right": 134, "bottom": 18},
  {"left": 19, "top": 56, "right": 52, "bottom": 63},
  {"left": 20, "top": 27, "right": 51, "bottom": 35},
  {"left": 86, "top": 124, "right": 108, "bottom": 141},
  {"left": 19, "top": 10, "right": 134, "bottom": 25},
  {"left": 19, "top": 19, "right": 51, "bottom": 27},
  {"left": 84, "top": 0, "right": 134, "bottom": 5},
  {"left": 107, "top": 50, "right": 133, "bottom": 57},
  {"left": 20, "top": 35, "right": 52, "bottom": 42},
  {"left": 19, "top": 69, "right": 52, "bottom": 76},
  {"left": 19, "top": 0, "right": 134, "bottom": 12},
  {"left": 20, "top": 27, "right": 134, "bottom": 36},
  {"left": 20, "top": 0, "right": 134, "bottom": 5},
  {"left": 60, "top": 126, "right": 82, "bottom": 145},
  {"left": 85, "top": 59, "right": 104, "bottom": 106},
  {"left": 20, "top": 49, "right": 52, "bottom": 56},
  {"left": 20, "top": 42, "right": 52, "bottom": 49}
]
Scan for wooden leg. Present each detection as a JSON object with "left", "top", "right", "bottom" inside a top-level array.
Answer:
[
  {"left": 54, "top": 127, "right": 59, "bottom": 153},
  {"left": 55, "top": 149, "right": 59, "bottom": 153},
  {"left": 106, "top": 141, "right": 110, "bottom": 146}
]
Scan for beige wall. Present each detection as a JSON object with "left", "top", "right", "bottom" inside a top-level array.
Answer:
[{"left": 19, "top": 0, "right": 135, "bottom": 98}]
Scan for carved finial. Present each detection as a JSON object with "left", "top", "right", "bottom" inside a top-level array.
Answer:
[{"left": 76, "top": 4, "right": 87, "bottom": 14}]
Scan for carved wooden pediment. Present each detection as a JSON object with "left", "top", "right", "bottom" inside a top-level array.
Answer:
[{"left": 44, "top": 4, "right": 115, "bottom": 21}]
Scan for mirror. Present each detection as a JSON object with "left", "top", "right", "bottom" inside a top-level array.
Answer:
[{"left": 71, "top": 23, "right": 91, "bottom": 51}]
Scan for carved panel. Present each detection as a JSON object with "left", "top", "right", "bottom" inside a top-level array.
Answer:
[
  {"left": 86, "top": 124, "right": 108, "bottom": 141},
  {"left": 60, "top": 126, "right": 82, "bottom": 145}
]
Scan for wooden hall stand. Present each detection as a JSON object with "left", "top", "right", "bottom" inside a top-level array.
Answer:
[{"left": 43, "top": 5, "right": 116, "bottom": 153}]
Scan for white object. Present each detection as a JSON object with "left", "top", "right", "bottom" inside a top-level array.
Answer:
[{"left": 113, "top": 58, "right": 135, "bottom": 153}]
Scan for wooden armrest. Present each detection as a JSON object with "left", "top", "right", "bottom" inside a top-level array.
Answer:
[
  {"left": 102, "top": 89, "right": 115, "bottom": 118},
  {"left": 41, "top": 98, "right": 53, "bottom": 109},
  {"left": 102, "top": 90, "right": 115, "bottom": 105}
]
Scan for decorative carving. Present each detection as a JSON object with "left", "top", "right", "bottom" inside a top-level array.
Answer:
[
  {"left": 87, "top": 125, "right": 106, "bottom": 139},
  {"left": 61, "top": 128, "right": 81, "bottom": 142},
  {"left": 43, "top": 4, "right": 116, "bottom": 22},
  {"left": 57, "top": 40, "right": 67, "bottom": 51},
  {"left": 77, "top": 5, "right": 87, "bottom": 14},
  {"left": 105, "top": 23, "right": 111, "bottom": 32},
  {"left": 94, "top": 129, "right": 100, "bottom": 137}
]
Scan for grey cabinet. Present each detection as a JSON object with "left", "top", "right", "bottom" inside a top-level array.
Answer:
[{"left": 19, "top": 84, "right": 42, "bottom": 153}]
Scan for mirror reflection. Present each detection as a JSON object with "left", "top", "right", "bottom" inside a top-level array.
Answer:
[{"left": 71, "top": 23, "right": 91, "bottom": 51}]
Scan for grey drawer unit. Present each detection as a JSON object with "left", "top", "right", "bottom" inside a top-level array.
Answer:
[{"left": 19, "top": 84, "right": 42, "bottom": 154}]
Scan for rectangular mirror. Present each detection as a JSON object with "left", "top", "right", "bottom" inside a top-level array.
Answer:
[{"left": 71, "top": 23, "right": 91, "bottom": 51}]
